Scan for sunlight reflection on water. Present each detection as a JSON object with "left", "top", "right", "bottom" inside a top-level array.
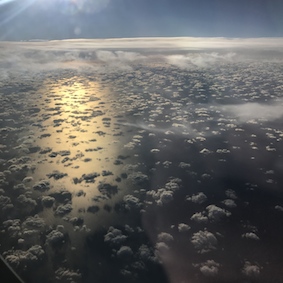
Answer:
[{"left": 24, "top": 76, "right": 135, "bottom": 231}]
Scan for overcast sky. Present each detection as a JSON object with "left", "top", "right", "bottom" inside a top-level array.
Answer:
[{"left": 1, "top": 0, "right": 283, "bottom": 40}]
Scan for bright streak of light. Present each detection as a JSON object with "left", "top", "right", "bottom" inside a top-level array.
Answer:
[
  {"left": 0, "top": 0, "right": 16, "bottom": 5},
  {"left": 0, "top": 0, "right": 37, "bottom": 27}
]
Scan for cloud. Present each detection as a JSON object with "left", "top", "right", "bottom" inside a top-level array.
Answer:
[
  {"left": 157, "top": 232, "right": 174, "bottom": 243},
  {"left": 117, "top": 246, "right": 133, "bottom": 259},
  {"left": 4, "top": 245, "right": 45, "bottom": 269},
  {"left": 220, "top": 101, "right": 283, "bottom": 123},
  {"left": 191, "top": 230, "right": 218, "bottom": 253},
  {"left": 123, "top": 194, "right": 141, "bottom": 210},
  {"left": 147, "top": 178, "right": 182, "bottom": 206},
  {"left": 17, "top": 194, "right": 37, "bottom": 211},
  {"left": 154, "top": 242, "right": 170, "bottom": 259},
  {"left": 242, "top": 232, "right": 260, "bottom": 240},
  {"left": 190, "top": 212, "right": 208, "bottom": 223},
  {"left": 22, "top": 215, "right": 45, "bottom": 230},
  {"left": 222, "top": 199, "right": 237, "bottom": 208},
  {"left": 33, "top": 180, "right": 50, "bottom": 192},
  {"left": 166, "top": 52, "right": 236, "bottom": 69},
  {"left": 55, "top": 267, "right": 82, "bottom": 282},
  {"left": 242, "top": 261, "right": 261, "bottom": 277},
  {"left": 0, "top": 194, "right": 13, "bottom": 212},
  {"left": 194, "top": 260, "right": 220, "bottom": 277},
  {"left": 187, "top": 192, "right": 207, "bottom": 204},
  {"left": 1, "top": 37, "right": 283, "bottom": 80},
  {"left": 55, "top": 203, "right": 73, "bottom": 216},
  {"left": 178, "top": 223, "right": 190, "bottom": 232},
  {"left": 138, "top": 244, "right": 157, "bottom": 262},
  {"left": 46, "top": 229, "right": 65, "bottom": 246},
  {"left": 104, "top": 226, "right": 127, "bottom": 246},
  {"left": 225, "top": 189, "right": 238, "bottom": 200},
  {"left": 206, "top": 205, "right": 231, "bottom": 222},
  {"left": 41, "top": 195, "right": 55, "bottom": 207}
]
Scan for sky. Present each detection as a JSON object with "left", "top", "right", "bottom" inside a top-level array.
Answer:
[{"left": 0, "top": 0, "right": 283, "bottom": 40}]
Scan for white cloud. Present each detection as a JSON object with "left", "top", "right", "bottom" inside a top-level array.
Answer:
[
  {"left": 55, "top": 203, "right": 73, "bottom": 216},
  {"left": 2, "top": 37, "right": 283, "bottom": 80},
  {"left": 104, "top": 226, "right": 127, "bottom": 246},
  {"left": 123, "top": 194, "right": 141, "bottom": 210},
  {"left": 55, "top": 267, "right": 82, "bottom": 282},
  {"left": 191, "top": 212, "right": 208, "bottom": 223},
  {"left": 275, "top": 205, "right": 283, "bottom": 212},
  {"left": 4, "top": 245, "right": 45, "bottom": 268},
  {"left": 46, "top": 229, "right": 65, "bottom": 245},
  {"left": 22, "top": 215, "right": 45, "bottom": 230},
  {"left": 178, "top": 223, "right": 190, "bottom": 232},
  {"left": 155, "top": 241, "right": 170, "bottom": 259},
  {"left": 166, "top": 52, "right": 236, "bottom": 69},
  {"left": 117, "top": 246, "right": 133, "bottom": 259},
  {"left": 225, "top": 189, "right": 238, "bottom": 200},
  {"left": 157, "top": 232, "right": 174, "bottom": 243},
  {"left": 138, "top": 244, "right": 157, "bottom": 262},
  {"left": 242, "top": 232, "right": 260, "bottom": 240},
  {"left": 195, "top": 260, "right": 220, "bottom": 277},
  {"left": 187, "top": 192, "right": 207, "bottom": 204},
  {"left": 206, "top": 205, "right": 231, "bottom": 221},
  {"left": 242, "top": 261, "right": 261, "bottom": 277},
  {"left": 191, "top": 230, "right": 217, "bottom": 253},
  {"left": 220, "top": 101, "right": 283, "bottom": 123},
  {"left": 221, "top": 199, "right": 237, "bottom": 208}
]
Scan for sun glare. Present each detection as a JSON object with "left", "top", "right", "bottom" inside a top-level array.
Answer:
[{"left": 36, "top": 0, "right": 109, "bottom": 14}]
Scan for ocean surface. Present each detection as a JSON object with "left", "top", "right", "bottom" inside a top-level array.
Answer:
[{"left": 1, "top": 38, "right": 283, "bottom": 282}]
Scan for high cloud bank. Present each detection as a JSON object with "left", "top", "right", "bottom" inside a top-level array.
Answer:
[
  {"left": 1, "top": 37, "right": 283, "bottom": 79},
  {"left": 3, "top": 37, "right": 283, "bottom": 50}
]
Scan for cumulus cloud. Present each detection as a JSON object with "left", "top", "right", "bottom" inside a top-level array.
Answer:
[
  {"left": 275, "top": 205, "right": 283, "bottom": 212},
  {"left": 191, "top": 230, "right": 217, "bottom": 253},
  {"left": 4, "top": 245, "right": 45, "bottom": 269},
  {"left": 187, "top": 192, "right": 207, "bottom": 204},
  {"left": 154, "top": 242, "right": 170, "bottom": 260},
  {"left": 138, "top": 244, "right": 156, "bottom": 262},
  {"left": 17, "top": 194, "right": 37, "bottom": 211},
  {"left": 194, "top": 260, "right": 220, "bottom": 277},
  {"left": 220, "top": 101, "right": 283, "bottom": 123},
  {"left": 2, "top": 37, "right": 283, "bottom": 80},
  {"left": 146, "top": 178, "right": 182, "bottom": 206},
  {"left": 242, "top": 232, "right": 260, "bottom": 240},
  {"left": 206, "top": 205, "right": 231, "bottom": 221},
  {"left": 41, "top": 195, "right": 55, "bottom": 207},
  {"left": 221, "top": 199, "right": 237, "bottom": 208},
  {"left": 225, "top": 189, "right": 238, "bottom": 200},
  {"left": 46, "top": 228, "right": 65, "bottom": 246},
  {"left": 0, "top": 194, "right": 13, "bottom": 212},
  {"left": 3, "top": 219, "right": 21, "bottom": 238},
  {"left": 33, "top": 180, "right": 50, "bottom": 192},
  {"left": 157, "top": 232, "right": 174, "bottom": 243},
  {"left": 117, "top": 246, "right": 133, "bottom": 259},
  {"left": 55, "top": 203, "right": 73, "bottom": 216},
  {"left": 191, "top": 212, "right": 208, "bottom": 223},
  {"left": 178, "top": 223, "right": 190, "bottom": 232},
  {"left": 55, "top": 267, "right": 82, "bottom": 282},
  {"left": 22, "top": 215, "right": 45, "bottom": 230},
  {"left": 104, "top": 226, "right": 127, "bottom": 246},
  {"left": 167, "top": 52, "right": 236, "bottom": 69},
  {"left": 242, "top": 261, "right": 261, "bottom": 277},
  {"left": 123, "top": 194, "right": 141, "bottom": 210}
]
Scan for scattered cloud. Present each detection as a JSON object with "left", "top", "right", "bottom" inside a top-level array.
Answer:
[
  {"left": 191, "top": 230, "right": 218, "bottom": 253},
  {"left": 194, "top": 260, "right": 220, "bottom": 277},
  {"left": 187, "top": 192, "right": 207, "bottom": 204},
  {"left": 206, "top": 205, "right": 231, "bottom": 222},
  {"left": 242, "top": 261, "right": 261, "bottom": 277}
]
